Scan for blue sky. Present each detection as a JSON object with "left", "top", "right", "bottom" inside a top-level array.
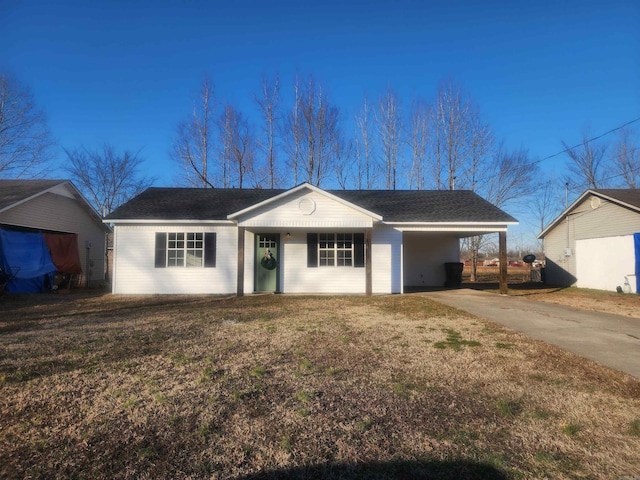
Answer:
[{"left": 1, "top": 0, "right": 639, "bottom": 247}]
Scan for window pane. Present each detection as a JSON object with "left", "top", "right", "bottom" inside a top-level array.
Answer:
[
  {"left": 337, "top": 233, "right": 352, "bottom": 248},
  {"left": 186, "top": 232, "right": 200, "bottom": 248},
  {"left": 337, "top": 250, "right": 353, "bottom": 266},
  {"left": 319, "top": 233, "right": 334, "bottom": 249},
  {"left": 319, "top": 250, "right": 334, "bottom": 266},
  {"left": 186, "top": 250, "right": 203, "bottom": 267},
  {"left": 167, "top": 249, "right": 184, "bottom": 267},
  {"left": 168, "top": 233, "right": 184, "bottom": 248}
]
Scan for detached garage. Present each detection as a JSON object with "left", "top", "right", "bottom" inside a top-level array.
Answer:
[
  {"left": 0, "top": 180, "right": 110, "bottom": 292},
  {"left": 538, "top": 189, "right": 640, "bottom": 293}
]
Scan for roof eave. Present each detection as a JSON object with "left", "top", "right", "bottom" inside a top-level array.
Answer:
[
  {"left": 105, "top": 219, "right": 236, "bottom": 225},
  {"left": 387, "top": 220, "right": 518, "bottom": 233},
  {"left": 385, "top": 221, "right": 519, "bottom": 226}
]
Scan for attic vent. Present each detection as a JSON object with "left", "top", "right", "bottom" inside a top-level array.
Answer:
[
  {"left": 590, "top": 197, "right": 601, "bottom": 209},
  {"left": 299, "top": 198, "right": 316, "bottom": 215}
]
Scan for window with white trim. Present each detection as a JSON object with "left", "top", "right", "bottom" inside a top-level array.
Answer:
[
  {"left": 155, "top": 232, "right": 216, "bottom": 268},
  {"left": 319, "top": 233, "right": 353, "bottom": 267}
]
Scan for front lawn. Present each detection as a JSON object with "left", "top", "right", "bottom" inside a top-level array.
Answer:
[{"left": 1, "top": 293, "right": 639, "bottom": 479}]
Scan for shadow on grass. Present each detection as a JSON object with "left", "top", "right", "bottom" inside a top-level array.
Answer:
[
  {"left": 0, "top": 293, "right": 238, "bottom": 333},
  {"left": 235, "top": 459, "right": 509, "bottom": 480}
]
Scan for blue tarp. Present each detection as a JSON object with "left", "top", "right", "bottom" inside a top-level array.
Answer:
[
  {"left": 635, "top": 233, "right": 640, "bottom": 294},
  {"left": 0, "top": 229, "right": 57, "bottom": 293}
]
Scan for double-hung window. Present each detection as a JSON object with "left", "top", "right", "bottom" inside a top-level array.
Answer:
[
  {"left": 155, "top": 232, "right": 216, "bottom": 268},
  {"left": 308, "top": 233, "right": 365, "bottom": 268},
  {"left": 319, "top": 233, "right": 353, "bottom": 267}
]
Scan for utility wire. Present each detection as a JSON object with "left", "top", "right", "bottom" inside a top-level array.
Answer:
[{"left": 538, "top": 116, "right": 640, "bottom": 164}]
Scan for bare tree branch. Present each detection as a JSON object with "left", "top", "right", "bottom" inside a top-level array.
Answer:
[
  {"left": 375, "top": 87, "right": 402, "bottom": 190},
  {"left": 218, "top": 105, "right": 255, "bottom": 189},
  {"left": 285, "top": 75, "right": 341, "bottom": 187},
  {"left": 354, "top": 96, "right": 377, "bottom": 189},
  {"left": 407, "top": 98, "right": 429, "bottom": 190},
  {"left": 171, "top": 77, "right": 216, "bottom": 188},
  {"left": 562, "top": 127, "right": 608, "bottom": 190},
  {"left": 64, "top": 144, "right": 154, "bottom": 215},
  {"left": 0, "top": 72, "right": 55, "bottom": 178},
  {"left": 255, "top": 72, "right": 280, "bottom": 188},
  {"left": 429, "top": 81, "right": 471, "bottom": 190},
  {"left": 611, "top": 127, "right": 639, "bottom": 188}
]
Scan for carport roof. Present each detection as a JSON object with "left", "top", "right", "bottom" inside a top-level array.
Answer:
[{"left": 105, "top": 184, "right": 517, "bottom": 224}]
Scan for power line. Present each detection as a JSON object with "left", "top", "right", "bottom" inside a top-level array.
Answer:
[{"left": 538, "top": 116, "right": 640, "bottom": 164}]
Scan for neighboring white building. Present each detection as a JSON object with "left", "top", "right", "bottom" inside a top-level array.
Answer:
[
  {"left": 538, "top": 189, "right": 640, "bottom": 293},
  {"left": 105, "top": 183, "right": 517, "bottom": 295}
]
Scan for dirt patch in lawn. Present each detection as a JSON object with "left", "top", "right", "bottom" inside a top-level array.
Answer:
[{"left": 1, "top": 293, "right": 639, "bottom": 479}]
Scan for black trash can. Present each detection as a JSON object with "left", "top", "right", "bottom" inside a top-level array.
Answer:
[{"left": 444, "top": 262, "right": 464, "bottom": 288}]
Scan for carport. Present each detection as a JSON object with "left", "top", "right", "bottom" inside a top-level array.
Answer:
[{"left": 398, "top": 224, "right": 513, "bottom": 293}]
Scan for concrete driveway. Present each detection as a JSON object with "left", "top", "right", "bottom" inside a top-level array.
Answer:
[{"left": 421, "top": 289, "right": 640, "bottom": 379}]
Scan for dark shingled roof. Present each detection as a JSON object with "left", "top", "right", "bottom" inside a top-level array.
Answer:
[
  {"left": 592, "top": 189, "right": 640, "bottom": 210},
  {"left": 106, "top": 186, "right": 517, "bottom": 224},
  {"left": 0, "top": 179, "right": 67, "bottom": 211}
]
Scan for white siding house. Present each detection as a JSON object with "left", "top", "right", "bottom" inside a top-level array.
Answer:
[
  {"left": 538, "top": 189, "right": 640, "bottom": 292},
  {"left": 105, "top": 183, "right": 518, "bottom": 295}
]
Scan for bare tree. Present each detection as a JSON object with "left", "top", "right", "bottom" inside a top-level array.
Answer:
[
  {"left": 64, "top": 144, "right": 154, "bottom": 215},
  {"left": 376, "top": 87, "right": 402, "bottom": 190},
  {"left": 407, "top": 98, "right": 429, "bottom": 190},
  {"left": 464, "top": 107, "right": 493, "bottom": 192},
  {"left": 611, "top": 127, "right": 639, "bottom": 188},
  {"left": 529, "top": 178, "right": 563, "bottom": 257},
  {"left": 457, "top": 109, "right": 493, "bottom": 282},
  {"left": 484, "top": 144, "right": 536, "bottom": 208},
  {"left": 466, "top": 144, "right": 536, "bottom": 281},
  {"left": 255, "top": 73, "right": 280, "bottom": 188},
  {"left": 333, "top": 139, "right": 356, "bottom": 189},
  {"left": 0, "top": 72, "right": 55, "bottom": 178},
  {"left": 294, "top": 75, "right": 341, "bottom": 187},
  {"left": 563, "top": 128, "right": 608, "bottom": 191},
  {"left": 429, "top": 80, "right": 471, "bottom": 190},
  {"left": 282, "top": 75, "right": 303, "bottom": 186},
  {"left": 171, "top": 77, "right": 216, "bottom": 188},
  {"left": 218, "top": 105, "right": 255, "bottom": 189},
  {"left": 355, "top": 96, "right": 377, "bottom": 189},
  {"left": 217, "top": 104, "right": 233, "bottom": 188}
]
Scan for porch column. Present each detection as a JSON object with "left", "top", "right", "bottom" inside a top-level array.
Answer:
[
  {"left": 365, "top": 228, "right": 372, "bottom": 295},
  {"left": 499, "top": 231, "right": 508, "bottom": 295},
  {"left": 237, "top": 227, "right": 245, "bottom": 297}
]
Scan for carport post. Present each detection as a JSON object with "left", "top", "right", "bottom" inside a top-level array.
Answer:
[
  {"left": 237, "top": 227, "right": 245, "bottom": 297},
  {"left": 499, "top": 231, "right": 508, "bottom": 295},
  {"left": 365, "top": 228, "right": 372, "bottom": 295}
]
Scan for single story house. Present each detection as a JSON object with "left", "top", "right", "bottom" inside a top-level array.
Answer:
[
  {"left": 0, "top": 179, "right": 110, "bottom": 291},
  {"left": 104, "top": 183, "right": 517, "bottom": 295},
  {"left": 538, "top": 189, "right": 640, "bottom": 293}
]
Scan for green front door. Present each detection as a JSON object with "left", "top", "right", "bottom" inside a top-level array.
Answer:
[{"left": 255, "top": 234, "right": 279, "bottom": 292}]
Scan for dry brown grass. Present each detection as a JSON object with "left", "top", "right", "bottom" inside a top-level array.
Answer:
[
  {"left": 1, "top": 292, "right": 640, "bottom": 479},
  {"left": 463, "top": 266, "right": 640, "bottom": 319}
]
